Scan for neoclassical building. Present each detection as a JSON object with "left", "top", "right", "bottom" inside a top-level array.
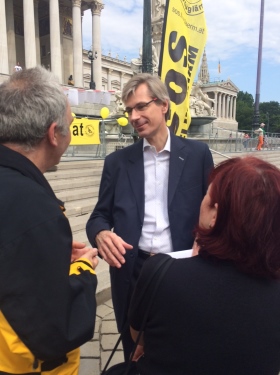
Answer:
[
  {"left": 197, "top": 51, "right": 239, "bottom": 130},
  {"left": 0, "top": 0, "right": 133, "bottom": 92},
  {"left": 1, "top": 0, "right": 238, "bottom": 129}
]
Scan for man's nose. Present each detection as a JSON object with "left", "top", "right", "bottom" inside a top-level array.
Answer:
[{"left": 129, "top": 108, "right": 140, "bottom": 121}]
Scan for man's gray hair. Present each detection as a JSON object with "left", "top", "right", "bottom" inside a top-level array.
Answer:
[
  {"left": 0, "top": 66, "right": 68, "bottom": 148},
  {"left": 122, "top": 73, "right": 170, "bottom": 120}
]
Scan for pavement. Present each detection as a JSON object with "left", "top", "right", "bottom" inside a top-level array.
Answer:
[{"left": 79, "top": 298, "right": 124, "bottom": 375}]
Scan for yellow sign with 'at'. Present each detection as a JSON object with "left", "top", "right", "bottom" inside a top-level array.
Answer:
[{"left": 70, "top": 118, "right": 100, "bottom": 145}]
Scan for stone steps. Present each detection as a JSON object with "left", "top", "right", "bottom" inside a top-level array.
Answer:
[
  {"left": 55, "top": 186, "right": 100, "bottom": 203},
  {"left": 64, "top": 197, "right": 98, "bottom": 217},
  {"left": 44, "top": 159, "right": 108, "bottom": 300},
  {"left": 49, "top": 176, "right": 100, "bottom": 192},
  {"left": 68, "top": 213, "right": 91, "bottom": 234},
  {"left": 46, "top": 166, "right": 103, "bottom": 179},
  {"left": 212, "top": 150, "right": 280, "bottom": 169}
]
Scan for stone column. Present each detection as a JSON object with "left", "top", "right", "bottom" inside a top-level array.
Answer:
[
  {"left": 218, "top": 93, "right": 222, "bottom": 118},
  {"left": 107, "top": 68, "right": 112, "bottom": 90},
  {"left": 49, "top": 0, "right": 62, "bottom": 82},
  {"left": 120, "top": 72, "right": 124, "bottom": 91},
  {"left": 5, "top": 0, "right": 16, "bottom": 74},
  {"left": 226, "top": 95, "right": 230, "bottom": 119},
  {"left": 222, "top": 94, "right": 226, "bottom": 118},
  {"left": 233, "top": 97, "right": 237, "bottom": 121},
  {"left": 23, "top": 0, "right": 37, "bottom": 68},
  {"left": 226, "top": 95, "right": 229, "bottom": 118},
  {"left": 230, "top": 95, "right": 233, "bottom": 119},
  {"left": 72, "top": 0, "right": 83, "bottom": 87},
  {"left": 91, "top": 1, "right": 104, "bottom": 90},
  {"left": 34, "top": 0, "right": 41, "bottom": 65},
  {"left": 1, "top": 0, "right": 10, "bottom": 74},
  {"left": 214, "top": 91, "right": 218, "bottom": 117}
]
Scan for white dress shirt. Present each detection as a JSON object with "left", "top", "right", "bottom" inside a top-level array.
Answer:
[{"left": 138, "top": 129, "right": 173, "bottom": 254}]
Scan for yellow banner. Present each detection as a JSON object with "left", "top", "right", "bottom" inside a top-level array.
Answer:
[
  {"left": 159, "top": 0, "right": 208, "bottom": 137},
  {"left": 70, "top": 118, "right": 100, "bottom": 145}
]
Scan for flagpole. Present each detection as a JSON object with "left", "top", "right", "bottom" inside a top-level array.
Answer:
[
  {"left": 142, "top": 0, "right": 153, "bottom": 73},
  {"left": 252, "top": 0, "right": 264, "bottom": 129}
]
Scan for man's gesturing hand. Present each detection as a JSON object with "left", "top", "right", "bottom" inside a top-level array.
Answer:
[{"left": 95, "top": 230, "right": 133, "bottom": 268}]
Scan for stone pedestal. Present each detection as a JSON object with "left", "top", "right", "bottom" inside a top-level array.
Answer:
[{"left": 188, "top": 116, "right": 216, "bottom": 137}]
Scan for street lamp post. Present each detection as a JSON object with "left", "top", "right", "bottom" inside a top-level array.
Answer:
[
  {"left": 142, "top": 0, "right": 153, "bottom": 74},
  {"left": 252, "top": 0, "right": 265, "bottom": 129},
  {"left": 88, "top": 50, "right": 97, "bottom": 90}
]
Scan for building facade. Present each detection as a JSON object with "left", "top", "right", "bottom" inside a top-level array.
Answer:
[
  {"left": 197, "top": 50, "right": 239, "bottom": 130},
  {"left": 1, "top": 0, "right": 238, "bottom": 129},
  {"left": 1, "top": 0, "right": 133, "bottom": 92}
]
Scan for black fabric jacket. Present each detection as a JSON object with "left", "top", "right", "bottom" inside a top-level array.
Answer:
[{"left": 0, "top": 144, "right": 97, "bottom": 362}]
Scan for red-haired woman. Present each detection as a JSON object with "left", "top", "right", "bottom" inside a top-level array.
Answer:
[{"left": 129, "top": 157, "right": 280, "bottom": 375}]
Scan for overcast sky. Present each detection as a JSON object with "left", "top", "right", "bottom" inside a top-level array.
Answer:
[{"left": 82, "top": 0, "right": 280, "bottom": 103}]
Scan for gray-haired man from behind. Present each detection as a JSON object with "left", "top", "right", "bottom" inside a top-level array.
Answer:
[{"left": 0, "top": 66, "right": 98, "bottom": 374}]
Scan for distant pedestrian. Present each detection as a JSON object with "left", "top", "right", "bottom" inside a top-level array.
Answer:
[
  {"left": 242, "top": 133, "right": 250, "bottom": 148},
  {"left": 254, "top": 123, "right": 265, "bottom": 151},
  {"left": 68, "top": 74, "right": 74, "bottom": 86},
  {"left": 14, "top": 62, "right": 22, "bottom": 72}
]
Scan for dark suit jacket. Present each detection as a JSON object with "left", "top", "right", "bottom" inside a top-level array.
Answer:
[{"left": 86, "top": 132, "right": 214, "bottom": 329}]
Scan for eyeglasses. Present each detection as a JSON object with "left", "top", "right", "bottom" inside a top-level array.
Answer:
[{"left": 124, "top": 98, "right": 158, "bottom": 115}]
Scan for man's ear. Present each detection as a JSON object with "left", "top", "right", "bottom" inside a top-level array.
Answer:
[
  {"left": 47, "top": 122, "right": 58, "bottom": 146},
  {"left": 161, "top": 100, "right": 168, "bottom": 113}
]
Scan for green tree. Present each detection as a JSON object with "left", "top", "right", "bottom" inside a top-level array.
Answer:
[
  {"left": 259, "top": 101, "right": 280, "bottom": 134},
  {"left": 236, "top": 91, "right": 254, "bottom": 130},
  {"left": 232, "top": 91, "right": 280, "bottom": 134}
]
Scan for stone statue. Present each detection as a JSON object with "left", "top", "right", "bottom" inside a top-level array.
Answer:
[
  {"left": 110, "top": 90, "right": 125, "bottom": 117},
  {"left": 115, "top": 90, "right": 125, "bottom": 115},
  {"left": 155, "top": 0, "right": 164, "bottom": 14},
  {"left": 131, "top": 44, "right": 159, "bottom": 75},
  {"left": 131, "top": 49, "right": 142, "bottom": 74},
  {"left": 190, "top": 81, "right": 215, "bottom": 117},
  {"left": 152, "top": 45, "right": 159, "bottom": 74}
]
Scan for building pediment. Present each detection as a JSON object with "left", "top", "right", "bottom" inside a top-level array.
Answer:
[{"left": 219, "top": 79, "right": 239, "bottom": 92}]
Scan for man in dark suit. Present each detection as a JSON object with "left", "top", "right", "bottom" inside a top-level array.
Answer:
[{"left": 86, "top": 73, "right": 214, "bottom": 360}]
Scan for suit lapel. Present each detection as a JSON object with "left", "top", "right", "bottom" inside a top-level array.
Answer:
[
  {"left": 127, "top": 140, "right": 145, "bottom": 223},
  {"left": 168, "top": 133, "right": 189, "bottom": 206}
]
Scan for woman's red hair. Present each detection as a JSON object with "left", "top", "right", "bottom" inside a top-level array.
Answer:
[{"left": 196, "top": 156, "right": 280, "bottom": 279}]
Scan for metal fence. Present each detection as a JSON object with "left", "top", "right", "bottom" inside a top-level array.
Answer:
[
  {"left": 62, "top": 125, "right": 280, "bottom": 161},
  {"left": 62, "top": 127, "right": 135, "bottom": 161},
  {"left": 208, "top": 127, "right": 280, "bottom": 154}
]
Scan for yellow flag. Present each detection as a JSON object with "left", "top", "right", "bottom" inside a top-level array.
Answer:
[
  {"left": 159, "top": 0, "right": 208, "bottom": 137},
  {"left": 70, "top": 118, "right": 100, "bottom": 145}
]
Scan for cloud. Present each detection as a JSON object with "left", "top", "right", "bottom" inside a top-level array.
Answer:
[
  {"left": 82, "top": 0, "right": 280, "bottom": 101},
  {"left": 83, "top": 0, "right": 143, "bottom": 61},
  {"left": 203, "top": 0, "right": 280, "bottom": 65}
]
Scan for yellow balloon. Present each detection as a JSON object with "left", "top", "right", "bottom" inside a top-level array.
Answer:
[
  {"left": 117, "top": 117, "right": 128, "bottom": 126},
  {"left": 100, "top": 107, "right": 110, "bottom": 119}
]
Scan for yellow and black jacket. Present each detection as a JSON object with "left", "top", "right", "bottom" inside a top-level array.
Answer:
[{"left": 0, "top": 145, "right": 97, "bottom": 374}]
